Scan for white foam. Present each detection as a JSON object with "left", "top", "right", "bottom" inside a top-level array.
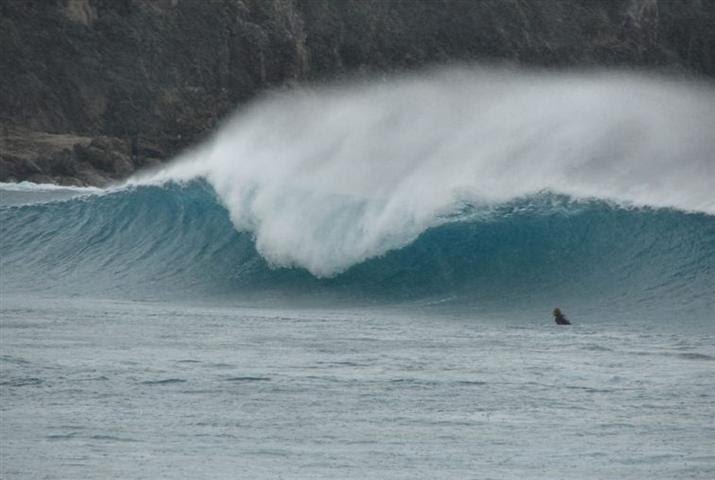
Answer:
[
  {"left": 0, "top": 181, "right": 102, "bottom": 193},
  {"left": 129, "top": 67, "right": 715, "bottom": 276}
]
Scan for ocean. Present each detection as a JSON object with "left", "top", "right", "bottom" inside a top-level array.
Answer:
[{"left": 1, "top": 68, "right": 714, "bottom": 478}]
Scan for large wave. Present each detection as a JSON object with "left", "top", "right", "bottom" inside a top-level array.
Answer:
[
  {"left": 2, "top": 67, "right": 714, "bottom": 316},
  {"left": 132, "top": 67, "right": 715, "bottom": 277},
  {"left": 2, "top": 182, "right": 713, "bottom": 318}
]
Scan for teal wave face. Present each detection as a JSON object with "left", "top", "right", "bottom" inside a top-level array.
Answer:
[{"left": 1, "top": 182, "right": 714, "bottom": 319}]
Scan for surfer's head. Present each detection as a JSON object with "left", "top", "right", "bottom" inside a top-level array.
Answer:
[{"left": 553, "top": 308, "right": 562, "bottom": 316}]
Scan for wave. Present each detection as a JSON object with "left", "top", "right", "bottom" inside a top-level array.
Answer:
[
  {"left": 1, "top": 181, "right": 713, "bottom": 317},
  {"left": 132, "top": 67, "right": 715, "bottom": 278},
  {"left": 2, "top": 67, "right": 714, "bottom": 316}
]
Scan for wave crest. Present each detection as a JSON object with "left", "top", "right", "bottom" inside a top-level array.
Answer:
[{"left": 132, "top": 67, "right": 715, "bottom": 276}]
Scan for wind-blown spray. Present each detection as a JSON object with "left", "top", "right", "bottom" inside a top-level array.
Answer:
[{"left": 132, "top": 67, "right": 715, "bottom": 277}]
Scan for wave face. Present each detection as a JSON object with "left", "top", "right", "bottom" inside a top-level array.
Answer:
[
  {"left": 2, "top": 182, "right": 714, "bottom": 318},
  {"left": 2, "top": 68, "right": 715, "bottom": 317}
]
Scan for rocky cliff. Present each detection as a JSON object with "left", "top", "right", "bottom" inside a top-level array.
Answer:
[{"left": 1, "top": 0, "right": 713, "bottom": 186}]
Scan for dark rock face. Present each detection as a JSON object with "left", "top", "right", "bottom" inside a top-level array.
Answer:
[
  {"left": 0, "top": 126, "right": 164, "bottom": 186},
  {"left": 1, "top": 0, "right": 713, "bottom": 185}
]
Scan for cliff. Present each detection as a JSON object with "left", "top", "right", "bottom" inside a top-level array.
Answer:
[{"left": 1, "top": 0, "right": 713, "bottom": 186}]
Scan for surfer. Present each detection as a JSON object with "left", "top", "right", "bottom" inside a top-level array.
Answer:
[{"left": 553, "top": 307, "right": 571, "bottom": 325}]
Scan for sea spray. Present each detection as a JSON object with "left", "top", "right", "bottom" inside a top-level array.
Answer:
[{"left": 130, "top": 67, "right": 715, "bottom": 277}]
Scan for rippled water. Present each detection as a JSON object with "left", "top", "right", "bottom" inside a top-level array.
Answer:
[{"left": 2, "top": 295, "right": 713, "bottom": 479}]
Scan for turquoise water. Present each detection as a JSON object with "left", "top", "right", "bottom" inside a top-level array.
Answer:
[{"left": 2, "top": 182, "right": 713, "bottom": 320}]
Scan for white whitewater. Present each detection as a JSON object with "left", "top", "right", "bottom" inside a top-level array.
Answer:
[{"left": 130, "top": 67, "right": 715, "bottom": 276}]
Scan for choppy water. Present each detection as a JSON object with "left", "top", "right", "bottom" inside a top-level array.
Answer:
[{"left": 2, "top": 296, "right": 714, "bottom": 479}]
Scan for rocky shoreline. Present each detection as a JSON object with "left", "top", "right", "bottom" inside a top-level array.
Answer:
[
  {"left": 0, "top": 126, "right": 165, "bottom": 186},
  {"left": 1, "top": 0, "right": 713, "bottom": 186}
]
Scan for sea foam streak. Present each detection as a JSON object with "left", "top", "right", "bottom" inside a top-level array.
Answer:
[{"left": 115, "top": 68, "right": 715, "bottom": 276}]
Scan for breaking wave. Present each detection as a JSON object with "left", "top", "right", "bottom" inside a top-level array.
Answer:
[{"left": 2, "top": 67, "right": 714, "bottom": 317}]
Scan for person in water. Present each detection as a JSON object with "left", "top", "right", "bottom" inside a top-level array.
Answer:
[{"left": 553, "top": 307, "right": 571, "bottom": 325}]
